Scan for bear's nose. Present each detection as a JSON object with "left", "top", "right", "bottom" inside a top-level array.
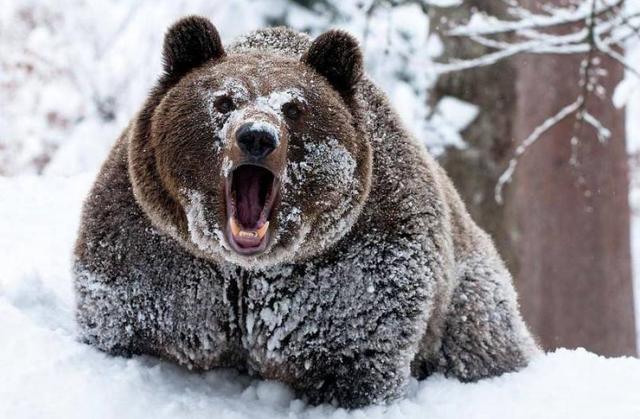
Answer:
[{"left": 236, "top": 122, "right": 278, "bottom": 160}]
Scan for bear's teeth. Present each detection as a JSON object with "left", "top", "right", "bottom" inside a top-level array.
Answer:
[
  {"left": 229, "top": 217, "right": 269, "bottom": 240},
  {"left": 238, "top": 222, "right": 269, "bottom": 239}
]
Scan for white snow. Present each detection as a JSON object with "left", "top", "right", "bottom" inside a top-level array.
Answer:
[
  {"left": 1, "top": 174, "right": 640, "bottom": 419},
  {"left": 426, "top": 95, "right": 479, "bottom": 152},
  {"left": 184, "top": 189, "right": 227, "bottom": 254},
  {"left": 212, "top": 79, "right": 252, "bottom": 103},
  {"left": 261, "top": 89, "right": 307, "bottom": 110},
  {"left": 221, "top": 156, "right": 233, "bottom": 177},
  {"left": 215, "top": 89, "right": 304, "bottom": 148}
]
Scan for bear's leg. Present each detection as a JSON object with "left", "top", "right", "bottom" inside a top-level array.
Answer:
[
  {"left": 74, "top": 268, "right": 142, "bottom": 356},
  {"left": 75, "top": 263, "right": 239, "bottom": 369},
  {"left": 296, "top": 352, "right": 410, "bottom": 408},
  {"left": 434, "top": 257, "right": 540, "bottom": 381}
]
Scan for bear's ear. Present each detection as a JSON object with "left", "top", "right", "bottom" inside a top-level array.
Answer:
[
  {"left": 302, "top": 30, "right": 363, "bottom": 94},
  {"left": 162, "top": 16, "right": 225, "bottom": 82}
]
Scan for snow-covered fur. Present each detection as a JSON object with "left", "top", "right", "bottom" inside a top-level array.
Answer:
[{"left": 73, "top": 17, "right": 539, "bottom": 408}]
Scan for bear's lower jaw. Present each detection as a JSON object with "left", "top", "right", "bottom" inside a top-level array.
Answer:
[{"left": 225, "top": 164, "right": 279, "bottom": 255}]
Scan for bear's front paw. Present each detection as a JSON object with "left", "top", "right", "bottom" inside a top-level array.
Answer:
[
  {"left": 302, "top": 379, "right": 391, "bottom": 408},
  {"left": 296, "top": 357, "right": 407, "bottom": 408}
]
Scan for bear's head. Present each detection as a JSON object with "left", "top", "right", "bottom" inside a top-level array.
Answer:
[{"left": 129, "top": 17, "right": 372, "bottom": 269}]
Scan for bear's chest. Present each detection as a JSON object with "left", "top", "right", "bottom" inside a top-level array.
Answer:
[{"left": 220, "top": 253, "right": 429, "bottom": 378}]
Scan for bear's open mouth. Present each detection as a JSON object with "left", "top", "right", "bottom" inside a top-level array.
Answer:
[{"left": 225, "top": 164, "right": 279, "bottom": 255}]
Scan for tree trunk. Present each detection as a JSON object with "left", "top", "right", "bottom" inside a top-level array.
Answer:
[
  {"left": 431, "top": 0, "right": 520, "bottom": 270},
  {"left": 509, "top": 50, "right": 636, "bottom": 356},
  {"left": 432, "top": 1, "right": 637, "bottom": 356}
]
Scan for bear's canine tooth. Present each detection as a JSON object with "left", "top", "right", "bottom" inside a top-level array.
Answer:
[
  {"left": 229, "top": 217, "right": 241, "bottom": 236},
  {"left": 256, "top": 221, "right": 269, "bottom": 239}
]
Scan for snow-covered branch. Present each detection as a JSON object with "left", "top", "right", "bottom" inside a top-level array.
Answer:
[
  {"left": 434, "top": 0, "right": 640, "bottom": 203},
  {"left": 436, "top": 1, "right": 637, "bottom": 75},
  {"left": 447, "top": 0, "right": 623, "bottom": 37},
  {"left": 494, "top": 97, "right": 584, "bottom": 204}
]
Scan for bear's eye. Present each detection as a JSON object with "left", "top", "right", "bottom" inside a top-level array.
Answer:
[
  {"left": 282, "top": 102, "right": 301, "bottom": 120},
  {"left": 215, "top": 96, "right": 235, "bottom": 114}
]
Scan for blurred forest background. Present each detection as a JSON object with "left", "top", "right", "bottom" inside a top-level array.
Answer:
[{"left": 1, "top": 0, "right": 638, "bottom": 356}]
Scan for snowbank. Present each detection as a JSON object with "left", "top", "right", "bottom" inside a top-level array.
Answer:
[{"left": 1, "top": 175, "right": 639, "bottom": 418}]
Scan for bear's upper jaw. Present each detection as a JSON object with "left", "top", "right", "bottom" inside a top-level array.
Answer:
[{"left": 226, "top": 164, "right": 279, "bottom": 255}]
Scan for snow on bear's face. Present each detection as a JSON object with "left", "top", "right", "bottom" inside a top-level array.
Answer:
[{"left": 132, "top": 19, "right": 371, "bottom": 269}]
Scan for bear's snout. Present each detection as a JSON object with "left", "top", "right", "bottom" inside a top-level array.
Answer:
[
  {"left": 223, "top": 118, "right": 287, "bottom": 258},
  {"left": 236, "top": 122, "right": 278, "bottom": 160}
]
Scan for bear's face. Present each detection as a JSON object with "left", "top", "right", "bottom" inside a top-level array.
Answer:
[{"left": 129, "top": 17, "right": 372, "bottom": 269}]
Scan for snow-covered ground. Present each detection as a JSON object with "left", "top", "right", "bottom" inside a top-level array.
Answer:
[{"left": 0, "top": 174, "right": 639, "bottom": 419}]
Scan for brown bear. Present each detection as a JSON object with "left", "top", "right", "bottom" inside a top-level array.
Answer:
[{"left": 73, "top": 16, "right": 539, "bottom": 408}]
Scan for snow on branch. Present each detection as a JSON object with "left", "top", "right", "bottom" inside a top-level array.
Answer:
[
  {"left": 495, "top": 97, "right": 583, "bottom": 204},
  {"left": 447, "top": 0, "right": 624, "bottom": 37},
  {"left": 433, "top": 0, "right": 640, "bottom": 204},
  {"left": 583, "top": 111, "right": 613, "bottom": 142},
  {"left": 436, "top": 0, "right": 638, "bottom": 75}
]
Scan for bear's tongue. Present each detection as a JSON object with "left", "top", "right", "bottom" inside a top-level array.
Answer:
[{"left": 232, "top": 165, "right": 272, "bottom": 228}]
